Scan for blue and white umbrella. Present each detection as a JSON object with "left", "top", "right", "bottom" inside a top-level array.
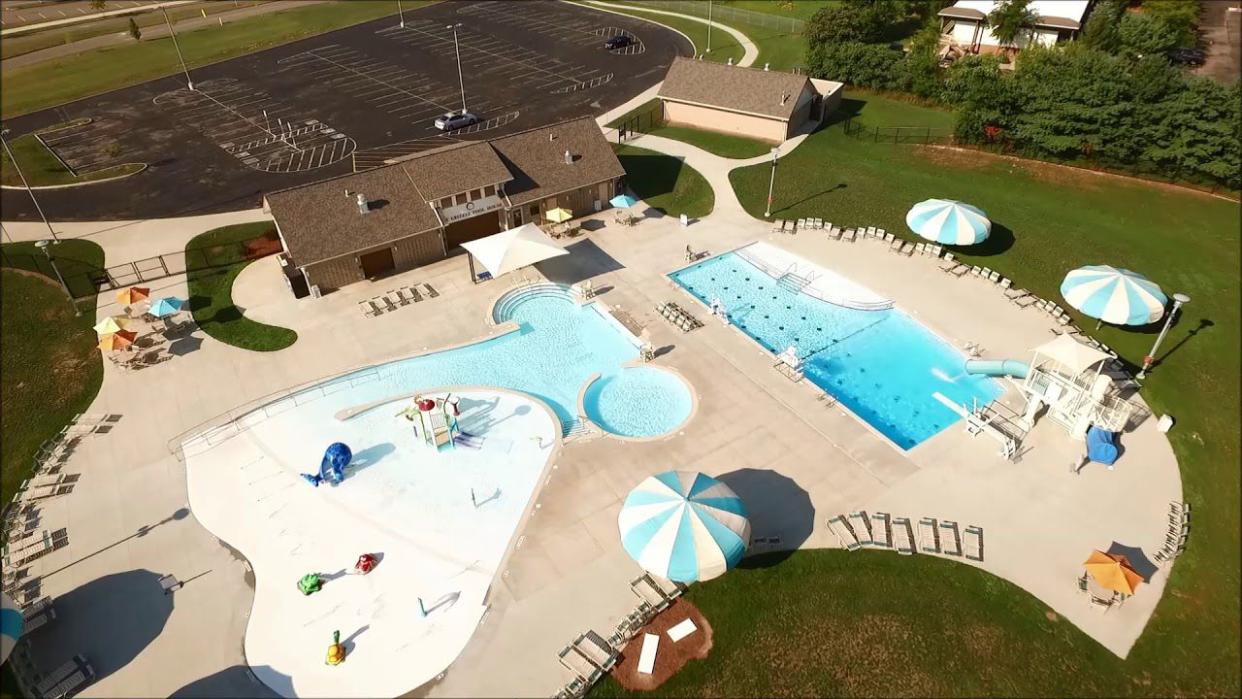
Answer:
[
  {"left": 1060, "top": 265, "right": 1167, "bottom": 326},
  {"left": 906, "top": 199, "right": 991, "bottom": 245},
  {"left": 610, "top": 193, "right": 639, "bottom": 209},
  {"left": 1, "top": 592, "right": 22, "bottom": 666},
  {"left": 148, "top": 297, "right": 184, "bottom": 318},
  {"left": 617, "top": 471, "right": 750, "bottom": 583}
]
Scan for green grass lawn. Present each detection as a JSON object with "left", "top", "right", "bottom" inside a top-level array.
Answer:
[
  {"left": 583, "top": 1, "right": 745, "bottom": 65},
  {"left": 647, "top": 125, "right": 772, "bottom": 159},
  {"left": 0, "top": 240, "right": 105, "bottom": 506},
  {"left": 185, "top": 222, "right": 297, "bottom": 352},
  {"left": 615, "top": 144, "right": 715, "bottom": 219},
  {"left": 1, "top": 1, "right": 433, "bottom": 118},
  {"left": 716, "top": 0, "right": 837, "bottom": 21},
  {"left": 1, "top": 131, "right": 144, "bottom": 186},
  {"left": 1, "top": 239, "right": 108, "bottom": 299},
  {"left": 712, "top": 93, "right": 1241, "bottom": 696}
]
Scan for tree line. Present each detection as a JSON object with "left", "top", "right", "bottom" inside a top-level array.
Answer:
[{"left": 804, "top": 0, "right": 1240, "bottom": 190}]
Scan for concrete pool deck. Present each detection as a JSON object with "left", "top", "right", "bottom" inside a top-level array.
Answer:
[{"left": 4, "top": 151, "right": 1180, "bottom": 697}]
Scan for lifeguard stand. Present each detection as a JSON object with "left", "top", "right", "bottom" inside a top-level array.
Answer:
[
  {"left": 1017, "top": 335, "right": 1137, "bottom": 440},
  {"left": 412, "top": 394, "right": 461, "bottom": 451}
]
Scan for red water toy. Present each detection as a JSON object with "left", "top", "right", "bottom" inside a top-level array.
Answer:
[{"left": 354, "top": 553, "right": 378, "bottom": 575}]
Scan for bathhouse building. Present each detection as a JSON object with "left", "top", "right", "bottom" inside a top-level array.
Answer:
[
  {"left": 655, "top": 56, "right": 844, "bottom": 143},
  {"left": 264, "top": 117, "right": 625, "bottom": 296},
  {"left": 938, "top": 0, "right": 1091, "bottom": 53}
]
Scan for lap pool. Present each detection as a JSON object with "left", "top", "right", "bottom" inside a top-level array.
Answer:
[{"left": 670, "top": 245, "right": 1002, "bottom": 449}]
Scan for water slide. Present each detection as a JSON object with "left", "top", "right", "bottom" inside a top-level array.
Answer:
[{"left": 964, "top": 359, "right": 1031, "bottom": 380}]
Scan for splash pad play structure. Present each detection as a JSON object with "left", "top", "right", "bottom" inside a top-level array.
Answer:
[{"left": 184, "top": 388, "right": 559, "bottom": 698}]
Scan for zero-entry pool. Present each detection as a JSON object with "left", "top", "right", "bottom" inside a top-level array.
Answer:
[{"left": 670, "top": 249, "right": 1002, "bottom": 449}]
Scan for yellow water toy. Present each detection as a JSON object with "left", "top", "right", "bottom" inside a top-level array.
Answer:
[{"left": 325, "top": 630, "right": 346, "bottom": 666}]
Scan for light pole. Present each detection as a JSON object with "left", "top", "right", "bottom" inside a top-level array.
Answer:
[
  {"left": 36, "top": 239, "right": 79, "bottom": 316},
  {"left": 1138, "top": 293, "right": 1189, "bottom": 379},
  {"left": 161, "top": 7, "right": 194, "bottom": 91},
  {"left": 763, "top": 147, "right": 778, "bottom": 218},
  {"left": 706, "top": 0, "right": 713, "bottom": 54},
  {"left": 1, "top": 128, "right": 59, "bottom": 242},
  {"left": 447, "top": 23, "right": 466, "bottom": 113},
  {"left": 397, "top": 0, "right": 405, "bottom": 28}
]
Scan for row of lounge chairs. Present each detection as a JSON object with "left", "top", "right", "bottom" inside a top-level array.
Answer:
[
  {"left": 1155, "top": 500, "right": 1190, "bottom": 563},
  {"left": 359, "top": 283, "right": 440, "bottom": 317},
  {"left": 553, "top": 574, "right": 687, "bottom": 698},
  {"left": 655, "top": 301, "right": 702, "bottom": 333},
  {"left": 5, "top": 633, "right": 93, "bottom": 699},
  {"left": 826, "top": 512, "right": 984, "bottom": 562}
]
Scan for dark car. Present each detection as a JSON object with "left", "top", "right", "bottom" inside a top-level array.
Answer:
[
  {"left": 433, "top": 110, "right": 480, "bottom": 131},
  {"left": 1167, "top": 48, "right": 1206, "bottom": 66},
  {"left": 604, "top": 35, "right": 634, "bottom": 50}
]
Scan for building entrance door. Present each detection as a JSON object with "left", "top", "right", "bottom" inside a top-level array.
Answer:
[{"left": 359, "top": 248, "right": 396, "bottom": 279}]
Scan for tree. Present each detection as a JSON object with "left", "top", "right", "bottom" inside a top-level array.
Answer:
[
  {"left": 804, "top": 2, "right": 897, "bottom": 46},
  {"left": 986, "top": 0, "right": 1038, "bottom": 48},
  {"left": 1117, "top": 12, "right": 1179, "bottom": 57},
  {"left": 1080, "top": 0, "right": 1125, "bottom": 52},
  {"left": 1140, "top": 0, "right": 1200, "bottom": 46},
  {"left": 127, "top": 17, "right": 141, "bottom": 41}
]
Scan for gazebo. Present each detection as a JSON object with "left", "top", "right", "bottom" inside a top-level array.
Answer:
[
  {"left": 460, "top": 222, "right": 569, "bottom": 284},
  {"left": 1017, "top": 334, "right": 1134, "bottom": 438}
]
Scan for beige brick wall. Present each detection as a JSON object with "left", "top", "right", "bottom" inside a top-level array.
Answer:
[
  {"left": 303, "top": 229, "right": 446, "bottom": 294},
  {"left": 662, "top": 101, "right": 788, "bottom": 143}
]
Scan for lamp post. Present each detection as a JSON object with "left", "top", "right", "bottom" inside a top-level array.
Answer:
[
  {"left": 397, "top": 0, "right": 405, "bottom": 28},
  {"left": 35, "top": 239, "right": 78, "bottom": 316},
  {"left": 1, "top": 128, "right": 59, "bottom": 242},
  {"left": 1138, "top": 293, "right": 1189, "bottom": 379},
  {"left": 161, "top": 7, "right": 194, "bottom": 91},
  {"left": 763, "top": 147, "right": 778, "bottom": 218},
  {"left": 447, "top": 23, "right": 466, "bottom": 113},
  {"left": 706, "top": 0, "right": 713, "bottom": 54}
]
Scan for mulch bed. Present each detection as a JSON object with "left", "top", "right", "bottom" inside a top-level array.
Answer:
[{"left": 611, "top": 599, "right": 713, "bottom": 692}]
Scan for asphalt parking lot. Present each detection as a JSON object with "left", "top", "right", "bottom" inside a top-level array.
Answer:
[{"left": 1, "top": 0, "right": 688, "bottom": 222}]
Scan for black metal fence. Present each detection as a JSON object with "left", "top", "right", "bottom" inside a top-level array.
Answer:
[
  {"left": 614, "top": 104, "right": 665, "bottom": 143},
  {"left": 1, "top": 233, "right": 281, "bottom": 300},
  {"left": 842, "top": 117, "right": 955, "bottom": 145}
]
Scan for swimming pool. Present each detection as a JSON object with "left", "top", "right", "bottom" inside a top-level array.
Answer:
[
  {"left": 295, "top": 283, "right": 692, "bottom": 439},
  {"left": 670, "top": 249, "right": 1002, "bottom": 449}
]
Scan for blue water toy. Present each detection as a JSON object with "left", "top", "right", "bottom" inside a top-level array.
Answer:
[
  {"left": 301, "top": 442, "right": 354, "bottom": 487},
  {"left": 1086, "top": 426, "right": 1119, "bottom": 466}
]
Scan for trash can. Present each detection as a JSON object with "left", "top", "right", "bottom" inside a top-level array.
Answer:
[{"left": 1157, "top": 414, "right": 1174, "bottom": 433}]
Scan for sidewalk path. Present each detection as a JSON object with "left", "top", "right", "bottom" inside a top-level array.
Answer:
[{"left": 584, "top": 0, "right": 758, "bottom": 67}]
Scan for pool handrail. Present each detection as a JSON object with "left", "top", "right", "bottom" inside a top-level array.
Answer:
[{"left": 736, "top": 246, "right": 894, "bottom": 312}]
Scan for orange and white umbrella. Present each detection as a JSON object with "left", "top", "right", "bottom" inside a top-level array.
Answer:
[
  {"left": 98, "top": 330, "right": 138, "bottom": 352},
  {"left": 115, "top": 287, "right": 151, "bottom": 306},
  {"left": 93, "top": 315, "right": 131, "bottom": 335},
  {"left": 1084, "top": 550, "right": 1143, "bottom": 595}
]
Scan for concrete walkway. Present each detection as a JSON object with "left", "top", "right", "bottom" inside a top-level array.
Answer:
[{"left": 583, "top": 0, "right": 758, "bottom": 67}]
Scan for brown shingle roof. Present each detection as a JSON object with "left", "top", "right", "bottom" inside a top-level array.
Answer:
[
  {"left": 491, "top": 116, "right": 625, "bottom": 206},
  {"left": 267, "top": 164, "right": 441, "bottom": 268},
  {"left": 657, "top": 57, "right": 812, "bottom": 121},
  {"left": 403, "top": 141, "right": 513, "bottom": 202}
]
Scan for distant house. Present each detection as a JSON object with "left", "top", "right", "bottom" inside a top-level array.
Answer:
[
  {"left": 939, "top": 0, "right": 1092, "bottom": 53},
  {"left": 264, "top": 117, "right": 624, "bottom": 296},
  {"left": 655, "top": 57, "right": 844, "bottom": 143}
]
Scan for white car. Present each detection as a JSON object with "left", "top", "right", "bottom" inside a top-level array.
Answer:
[{"left": 433, "top": 111, "right": 480, "bottom": 131}]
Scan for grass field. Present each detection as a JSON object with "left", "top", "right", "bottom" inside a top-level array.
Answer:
[
  {"left": 1, "top": 131, "right": 143, "bottom": 186},
  {"left": 615, "top": 144, "right": 715, "bottom": 219},
  {"left": 584, "top": 1, "right": 745, "bottom": 65},
  {"left": 646, "top": 125, "right": 772, "bottom": 159},
  {"left": 712, "top": 93, "right": 1240, "bottom": 696},
  {"left": 0, "top": 240, "right": 105, "bottom": 506},
  {"left": 1, "top": 1, "right": 432, "bottom": 118},
  {"left": 716, "top": 0, "right": 836, "bottom": 21},
  {"left": 185, "top": 222, "right": 297, "bottom": 352}
]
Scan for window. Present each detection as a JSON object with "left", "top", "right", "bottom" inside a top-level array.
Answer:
[
  {"left": 455, "top": 193, "right": 467, "bottom": 206},
  {"left": 529, "top": 204, "right": 539, "bottom": 216},
  {"left": 440, "top": 198, "right": 452, "bottom": 208},
  {"left": 484, "top": 185, "right": 496, "bottom": 197},
  {"left": 471, "top": 189, "right": 482, "bottom": 200}
]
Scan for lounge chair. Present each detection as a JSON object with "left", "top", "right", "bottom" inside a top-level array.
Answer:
[
  {"left": 796, "top": 218, "right": 806, "bottom": 231},
  {"left": 939, "top": 520, "right": 963, "bottom": 556},
  {"left": 359, "top": 300, "right": 379, "bottom": 318},
  {"left": 889, "top": 238, "right": 904, "bottom": 253},
  {"left": 938, "top": 252, "right": 956, "bottom": 269},
  {"left": 829, "top": 226, "right": 842, "bottom": 240},
  {"left": 892, "top": 517, "right": 915, "bottom": 555},
  {"left": 557, "top": 645, "right": 602, "bottom": 683},
  {"left": 871, "top": 512, "right": 893, "bottom": 548},
  {"left": 368, "top": 297, "right": 388, "bottom": 315},
  {"left": 848, "top": 510, "right": 873, "bottom": 545},
  {"left": 883, "top": 232, "right": 895, "bottom": 243},
  {"left": 930, "top": 244, "right": 942, "bottom": 257},
  {"left": 423, "top": 283, "right": 439, "bottom": 298},
  {"left": 33, "top": 655, "right": 88, "bottom": 697},
  {"left": 988, "top": 270, "right": 1001, "bottom": 283},
  {"left": 387, "top": 290, "right": 408, "bottom": 307},
  {"left": 902, "top": 242, "right": 915, "bottom": 256},
  {"left": 574, "top": 631, "right": 618, "bottom": 672},
  {"left": 962, "top": 525, "right": 984, "bottom": 561},
  {"left": 918, "top": 517, "right": 940, "bottom": 553},
  {"left": 827, "top": 514, "right": 861, "bottom": 551},
  {"left": 843, "top": 228, "right": 857, "bottom": 242},
  {"left": 629, "top": 575, "right": 670, "bottom": 612},
  {"left": 1014, "top": 294, "right": 1039, "bottom": 308},
  {"left": 392, "top": 288, "right": 413, "bottom": 305},
  {"left": 914, "top": 243, "right": 926, "bottom": 256},
  {"left": 772, "top": 219, "right": 785, "bottom": 233}
]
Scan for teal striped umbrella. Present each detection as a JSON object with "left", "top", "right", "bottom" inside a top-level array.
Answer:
[
  {"left": 617, "top": 471, "right": 750, "bottom": 583},
  {"left": 906, "top": 199, "right": 991, "bottom": 245},
  {"left": 148, "top": 297, "right": 184, "bottom": 318},
  {"left": 610, "top": 193, "right": 639, "bottom": 208},
  {"left": 1060, "top": 266, "right": 1167, "bottom": 327}
]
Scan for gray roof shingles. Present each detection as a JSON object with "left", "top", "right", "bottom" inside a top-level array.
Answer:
[{"left": 657, "top": 56, "right": 812, "bottom": 121}]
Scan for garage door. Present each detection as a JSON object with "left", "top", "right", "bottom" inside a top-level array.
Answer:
[{"left": 444, "top": 213, "right": 502, "bottom": 249}]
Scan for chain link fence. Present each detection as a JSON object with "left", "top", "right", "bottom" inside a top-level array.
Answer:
[
  {"left": 842, "top": 118, "right": 955, "bottom": 145},
  {"left": 631, "top": 1, "right": 805, "bottom": 34}
]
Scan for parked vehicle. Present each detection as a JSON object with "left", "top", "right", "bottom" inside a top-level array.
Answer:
[
  {"left": 433, "top": 110, "right": 480, "bottom": 131},
  {"left": 604, "top": 35, "right": 634, "bottom": 50},
  {"left": 1167, "top": 48, "right": 1207, "bottom": 66}
]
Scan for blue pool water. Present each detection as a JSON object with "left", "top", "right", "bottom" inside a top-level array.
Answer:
[
  {"left": 308, "top": 284, "right": 691, "bottom": 438},
  {"left": 670, "top": 253, "right": 1002, "bottom": 449},
  {"left": 583, "top": 367, "right": 693, "bottom": 437}
]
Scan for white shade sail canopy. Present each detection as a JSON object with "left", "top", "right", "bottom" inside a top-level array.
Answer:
[
  {"left": 1031, "top": 333, "right": 1112, "bottom": 377},
  {"left": 460, "top": 222, "right": 568, "bottom": 277}
]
